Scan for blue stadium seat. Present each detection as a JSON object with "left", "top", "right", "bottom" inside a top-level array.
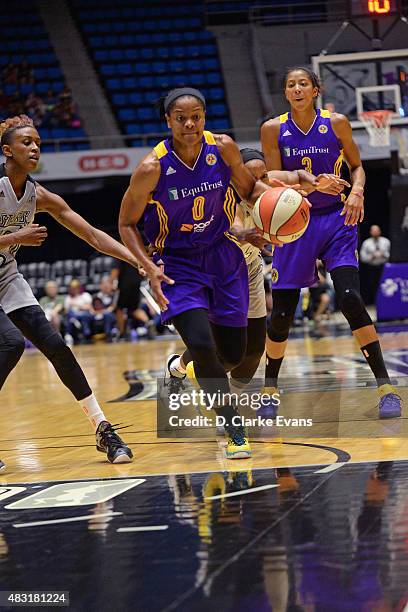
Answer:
[
  {"left": 95, "top": 50, "right": 108, "bottom": 61},
  {"left": 137, "top": 107, "right": 155, "bottom": 121},
  {"left": 189, "top": 73, "right": 206, "bottom": 87},
  {"left": 100, "top": 64, "right": 115, "bottom": 76},
  {"left": 206, "top": 73, "right": 222, "bottom": 85},
  {"left": 139, "top": 76, "right": 155, "bottom": 89},
  {"left": 112, "top": 93, "right": 128, "bottom": 106},
  {"left": 152, "top": 61, "right": 166, "bottom": 74},
  {"left": 124, "top": 123, "right": 140, "bottom": 135},
  {"left": 129, "top": 92, "right": 144, "bottom": 105},
  {"left": 186, "top": 59, "right": 201, "bottom": 72},
  {"left": 119, "top": 108, "right": 137, "bottom": 121},
  {"left": 122, "top": 77, "right": 138, "bottom": 89},
  {"left": 106, "top": 78, "right": 121, "bottom": 90},
  {"left": 3, "top": 84, "right": 17, "bottom": 95},
  {"left": 124, "top": 49, "right": 139, "bottom": 60},
  {"left": 118, "top": 63, "right": 133, "bottom": 76}
]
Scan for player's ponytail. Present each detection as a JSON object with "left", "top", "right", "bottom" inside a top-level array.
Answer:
[{"left": 0, "top": 115, "right": 34, "bottom": 146}]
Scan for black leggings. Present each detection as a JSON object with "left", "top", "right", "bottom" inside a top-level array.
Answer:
[
  {"left": 3, "top": 305, "right": 92, "bottom": 400},
  {"left": 230, "top": 316, "right": 266, "bottom": 383},
  {"left": 173, "top": 308, "right": 247, "bottom": 400},
  {"left": 267, "top": 267, "right": 372, "bottom": 343}
]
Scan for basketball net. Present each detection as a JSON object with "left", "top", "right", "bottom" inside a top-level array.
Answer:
[{"left": 359, "top": 110, "right": 394, "bottom": 147}]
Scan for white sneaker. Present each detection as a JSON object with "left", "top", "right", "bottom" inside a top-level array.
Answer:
[{"left": 64, "top": 333, "right": 74, "bottom": 346}]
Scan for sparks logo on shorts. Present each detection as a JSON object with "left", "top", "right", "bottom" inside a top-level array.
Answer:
[
  {"left": 180, "top": 224, "right": 193, "bottom": 232},
  {"left": 168, "top": 188, "right": 179, "bottom": 200},
  {"left": 271, "top": 268, "right": 279, "bottom": 283},
  {"left": 206, "top": 153, "right": 217, "bottom": 166},
  {"left": 283, "top": 147, "right": 291, "bottom": 157},
  {"left": 318, "top": 124, "right": 328, "bottom": 134}
]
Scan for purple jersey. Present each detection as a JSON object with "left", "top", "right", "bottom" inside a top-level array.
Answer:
[
  {"left": 278, "top": 109, "right": 344, "bottom": 212},
  {"left": 144, "top": 131, "right": 235, "bottom": 251}
]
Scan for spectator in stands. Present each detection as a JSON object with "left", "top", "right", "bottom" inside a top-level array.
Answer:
[
  {"left": 110, "top": 260, "right": 153, "bottom": 340},
  {"left": 25, "top": 92, "right": 45, "bottom": 127},
  {"left": 18, "top": 60, "right": 34, "bottom": 85},
  {"left": 309, "top": 262, "right": 334, "bottom": 322},
  {"left": 2, "top": 62, "right": 18, "bottom": 85},
  {"left": 92, "top": 276, "right": 118, "bottom": 342},
  {"left": 65, "top": 279, "right": 93, "bottom": 344},
  {"left": 360, "top": 224, "right": 391, "bottom": 304},
  {"left": 39, "top": 280, "right": 65, "bottom": 335}
]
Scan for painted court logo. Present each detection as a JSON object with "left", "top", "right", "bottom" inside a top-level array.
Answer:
[
  {"left": 168, "top": 188, "right": 179, "bottom": 200},
  {"left": 318, "top": 124, "right": 328, "bottom": 134},
  {"left": 206, "top": 153, "right": 217, "bottom": 166}
]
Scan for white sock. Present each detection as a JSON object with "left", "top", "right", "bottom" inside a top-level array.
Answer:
[
  {"left": 170, "top": 356, "right": 186, "bottom": 378},
  {"left": 79, "top": 393, "right": 107, "bottom": 432}
]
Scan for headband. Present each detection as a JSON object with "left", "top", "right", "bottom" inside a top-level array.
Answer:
[
  {"left": 240, "top": 148, "right": 265, "bottom": 164},
  {"left": 164, "top": 88, "right": 206, "bottom": 113}
]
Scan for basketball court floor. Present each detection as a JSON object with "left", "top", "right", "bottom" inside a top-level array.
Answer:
[{"left": 0, "top": 320, "right": 407, "bottom": 609}]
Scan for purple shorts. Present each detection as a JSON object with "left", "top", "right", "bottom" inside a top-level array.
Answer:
[
  {"left": 272, "top": 205, "right": 359, "bottom": 288},
  {"left": 157, "top": 234, "right": 249, "bottom": 327}
]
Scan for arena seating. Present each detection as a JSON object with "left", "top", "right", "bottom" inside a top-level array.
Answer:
[
  {"left": 205, "top": 0, "right": 327, "bottom": 25},
  {"left": 0, "top": 0, "right": 87, "bottom": 151},
  {"left": 19, "top": 256, "right": 114, "bottom": 298},
  {"left": 69, "top": 0, "right": 231, "bottom": 146}
]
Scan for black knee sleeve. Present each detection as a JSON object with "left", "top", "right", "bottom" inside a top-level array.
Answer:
[
  {"left": 267, "top": 289, "right": 300, "bottom": 342},
  {"left": 331, "top": 266, "right": 372, "bottom": 331},
  {"left": 8, "top": 305, "right": 92, "bottom": 400},
  {"left": 0, "top": 326, "right": 25, "bottom": 389}
]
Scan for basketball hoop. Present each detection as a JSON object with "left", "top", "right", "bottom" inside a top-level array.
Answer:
[{"left": 359, "top": 110, "right": 394, "bottom": 147}]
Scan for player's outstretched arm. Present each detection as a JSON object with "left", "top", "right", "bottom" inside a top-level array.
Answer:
[
  {"left": 332, "top": 113, "right": 365, "bottom": 225},
  {"left": 35, "top": 183, "right": 140, "bottom": 268},
  {"left": 118, "top": 153, "right": 174, "bottom": 311}
]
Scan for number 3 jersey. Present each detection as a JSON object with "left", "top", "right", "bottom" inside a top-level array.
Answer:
[
  {"left": 278, "top": 108, "right": 344, "bottom": 212},
  {"left": 0, "top": 164, "right": 38, "bottom": 313},
  {"left": 144, "top": 131, "right": 236, "bottom": 251}
]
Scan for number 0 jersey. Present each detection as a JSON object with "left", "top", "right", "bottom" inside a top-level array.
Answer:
[
  {"left": 278, "top": 109, "right": 344, "bottom": 212},
  {"left": 144, "top": 131, "right": 236, "bottom": 251}
]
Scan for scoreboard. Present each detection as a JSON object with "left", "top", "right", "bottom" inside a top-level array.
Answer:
[{"left": 349, "top": 0, "right": 401, "bottom": 16}]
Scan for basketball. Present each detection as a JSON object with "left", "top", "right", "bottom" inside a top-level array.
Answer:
[{"left": 251, "top": 187, "right": 310, "bottom": 244}]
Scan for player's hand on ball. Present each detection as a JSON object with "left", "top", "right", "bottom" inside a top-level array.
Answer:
[
  {"left": 269, "top": 178, "right": 308, "bottom": 197},
  {"left": 315, "top": 174, "right": 350, "bottom": 195},
  {"left": 146, "top": 263, "right": 174, "bottom": 311},
  {"left": 340, "top": 191, "right": 364, "bottom": 225},
  {"left": 15, "top": 224, "right": 48, "bottom": 246},
  {"left": 235, "top": 228, "right": 282, "bottom": 251}
]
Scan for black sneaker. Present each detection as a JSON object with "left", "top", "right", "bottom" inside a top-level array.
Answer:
[
  {"left": 95, "top": 421, "right": 133, "bottom": 464},
  {"left": 164, "top": 353, "right": 186, "bottom": 395},
  {"left": 0, "top": 460, "right": 5, "bottom": 472}
]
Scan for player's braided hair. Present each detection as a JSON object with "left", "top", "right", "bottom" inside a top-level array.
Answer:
[
  {"left": 283, "top": 67, "right": 321, "bottom": 93},
  {"left": 0, "top": 115, "right": 35, "bottom": 146}
]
